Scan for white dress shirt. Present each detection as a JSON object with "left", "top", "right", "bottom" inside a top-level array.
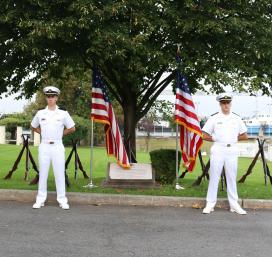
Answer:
[
  {"left": 202, "top": 111, "right": 247, "bottom": 144},
  {"left": 31, "top": 106, "right": 75, "bottom": 142}
]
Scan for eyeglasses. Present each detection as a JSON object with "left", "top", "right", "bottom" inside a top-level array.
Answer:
[{"left": 46, "top": 95, "right": 57, "bottom": 98}]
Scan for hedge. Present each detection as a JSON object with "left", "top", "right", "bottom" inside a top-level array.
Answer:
[{"left": 149, "top": 149, "right": 181, "bottom": 185}]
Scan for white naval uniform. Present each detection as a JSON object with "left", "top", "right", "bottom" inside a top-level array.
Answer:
[
  {"left": 31, "top": 106, "right": 75, "bottom": 205},
  {"left": 202, "top": 111, "right": 247, "bottom": 209}
]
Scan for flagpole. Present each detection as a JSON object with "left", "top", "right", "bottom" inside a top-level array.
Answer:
[
  {"left": 83, "top": 118, "right": 97, "bottom": 189},
  {"left": 175, "top": 43, "right": 184, "bottom": 190},
  {"left": 175, "top": 124, "right": 184, "bottom": 190}
]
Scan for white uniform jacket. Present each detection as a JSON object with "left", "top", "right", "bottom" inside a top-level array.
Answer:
[
  {"left": 202, "top": 111, "right": 247, "bottom": 145},
  {"left": 31, "top": 106, "right": 75, "bottom": 142}
]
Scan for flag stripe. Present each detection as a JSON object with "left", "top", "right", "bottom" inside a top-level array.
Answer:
[
  {"left": 175, "top": 107, "right": 201, "bottom": 126},
  {"left": 91, "top": 66, "right": 130, "bottom": 168},
  {"left": 175, "top": 103, "right": 197, "bottom": 117},
  {"left": 175, "top": 93, "right": 195, "bottom": 108},
  {"left": 175, "top": 115, "right": 202, "bottom": 134},
  {"left": 175, "top": 72, "right": 203, "bottom": 172}
]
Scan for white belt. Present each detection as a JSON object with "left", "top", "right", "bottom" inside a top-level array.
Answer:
[
  {"left": 41, "top": 140, "right": 63, "bottom": 145},
  {"left": 214, "top": 142, "right": 236, "bottom": 147}
]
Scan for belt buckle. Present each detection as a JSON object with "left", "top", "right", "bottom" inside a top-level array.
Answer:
[
  {"left": 49, "top": 141, "right": 54, "bottom": 144},
  {"left": 226, "top": 144, "right": 231, "bottom": 147}
]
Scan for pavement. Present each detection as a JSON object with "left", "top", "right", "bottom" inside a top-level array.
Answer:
[
  {"left": 0, "top": 201, "right": 271, "bottom": 257},
  {"left": 0, "top": 189, "right": 272, "bottom": 210}
]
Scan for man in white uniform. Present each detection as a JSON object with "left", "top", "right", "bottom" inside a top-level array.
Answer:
[
  {"left": 202, "top": 93, "right": 248, "bottom": 215},
  {"left": 31, "top": 86, "right": 75, "bottom": 210}
]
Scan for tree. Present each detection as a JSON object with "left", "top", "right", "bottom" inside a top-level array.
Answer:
[
  {"left": 1, "top": 0, "right": 272, "bottom": 156},
  {"left": 23, "top": 68, "right": 122, "bottom": 146},
  {"left": 138, "top": 100, "right": 173, "bottom": 152},
  {"left": 24, "top": 67, "right": 92, "bottom": 118}
]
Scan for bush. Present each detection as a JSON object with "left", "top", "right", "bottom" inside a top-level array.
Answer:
[
  {"left": 150, "top": 149, "right": 181, "bottom": 185},
  {"left": 63, "top": 115, "right": 91, "bottom": 146},
  {"left": 0, "top": 114, "right": 31, "bottom": 128},
  {"left": 0, "top": 113, "right": 97, "bottom": 146}
]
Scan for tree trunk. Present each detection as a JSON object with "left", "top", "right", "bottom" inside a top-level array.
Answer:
[{"left": 123, "top": 102, "right": 138, "bottom": 162}]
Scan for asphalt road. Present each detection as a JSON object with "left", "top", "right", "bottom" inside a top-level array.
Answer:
[{"left": 0, "top": 201, "right": 271, "bottom": 257}]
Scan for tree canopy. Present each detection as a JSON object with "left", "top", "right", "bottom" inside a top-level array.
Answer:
[
  {"left": 1, "top": 0, "right": 272, "bottom": 154},
  {"left": 23, "top": 67, "right": 92, "bottom": 119}
]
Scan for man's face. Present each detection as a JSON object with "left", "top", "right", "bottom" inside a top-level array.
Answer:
[
  {"left": 46, "top": 95, "right": 58, "bottom": 105},
  {"left": 220, "top": 100, "right": 231, "bottom": 113}
]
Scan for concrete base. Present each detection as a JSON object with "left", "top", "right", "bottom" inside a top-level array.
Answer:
[{"left": 103, "top": 162, "right": 157, "bottom": 188}]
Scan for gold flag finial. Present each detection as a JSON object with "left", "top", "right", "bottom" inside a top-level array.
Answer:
[{"left": 177, "top": 43, "right": 181, "bottom": 54}]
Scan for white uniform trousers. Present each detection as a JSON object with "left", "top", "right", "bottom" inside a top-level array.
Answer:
[
  {"left": 36, "top": 143, "right": 68, "bottom": 205},
  {"left": 206, "top": 144, "right": 239, "bottom": 208}
]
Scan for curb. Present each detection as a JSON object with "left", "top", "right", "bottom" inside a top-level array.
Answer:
[
  {"left": 243, "top": 199, "right": 272, "bottom": 209},
  {"left": 0, "top": 189, "right": 268, "bottom": 210}
]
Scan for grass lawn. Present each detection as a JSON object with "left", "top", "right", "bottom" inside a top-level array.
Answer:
[{"left": 0, "top": 143, "right": 271, "bottom": 199}]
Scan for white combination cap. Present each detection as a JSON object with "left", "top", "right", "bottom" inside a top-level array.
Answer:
[
  {"left": 216, "top": 92, "right": 232, "bottom": 102},
  {"left": 43, "top": 86, "right": 60, "bottom": 96}
]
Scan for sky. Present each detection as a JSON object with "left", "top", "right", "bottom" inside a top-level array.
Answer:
[
  {"left": 0, "top": 93, "right": 34, "bottom": 114},
  {"left": 1, "top": 90, "right": 272, "bottom": 119},
  {"left": 159, "top": 90, "right": 272, "bottom": 118}
]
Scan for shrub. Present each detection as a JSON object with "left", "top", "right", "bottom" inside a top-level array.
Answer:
[
  {"left": 150, "top": 149, "right": 181, "bottom": 185},
  {"left": 0, "top": 114, "right": 31, "bottom": 128},
  {"left": 63, "top": 115, "right": 91, "bottom": 146},
  {"left": 0, "top": 113, "right": 97, "bottom": 146}
]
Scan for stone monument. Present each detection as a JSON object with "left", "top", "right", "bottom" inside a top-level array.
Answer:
[{"left": 103, "top": 162, "right": 157, "bottom": 188}]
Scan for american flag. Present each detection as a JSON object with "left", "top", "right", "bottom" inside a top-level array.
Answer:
[
  {"left": 174, "top": 72, "right": 203, "bottom": 172},
  {"left": 91, "top": 65, "right": 130, "bottom": 169}
]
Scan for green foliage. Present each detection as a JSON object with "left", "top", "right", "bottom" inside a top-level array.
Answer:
[
  {"left": 63, "top": 115, "right": 91, "bottom": 146},
  {"left": 138, "top": 100, "right": 173, "bottom": 134},
  {"left": 145, "top": 100, "right": 174, "bottom": 123},
  {"left": 1, "top": 0, "right": 272, "bottom": 153},
  {"left": 23, "top": 99, "right": 44, "bottom": 118},
  {"left": 0, "top": 0, "right": 271, "bottom": 97},
  {"left": 44, "top": 68, "right": 92, "bottom": 119},
  {"left": 155, "top": 100, "right": 174, "bottom": 123},
  {"left": 93, "top": 122, "right": 106, "bottom": 146},
  {"left": 23, "top": 68, "right": 92, "bottom": 119},
  {"left": 0, "top": 113, "right": 93, "bottom": 146},
  {"left": 150, "top": 149, "right": 181, "bottom": 185},
  {"left": 0, "top": 113, "right": 31, "bottom": 129}
]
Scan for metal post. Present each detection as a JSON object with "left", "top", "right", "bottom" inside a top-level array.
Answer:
[
  {"left": 25, "top": 136, "right": 30, "bottom": 181},
  {"left": 74, "top": 141, "right": 78, "bottom": 180},
  {"left": 175, "top": 124, "right": 184, "bottom": 190},
  {"left": 129, "top": 140, "right": 132, "bottom": 163},
  {"left": 259, "top": 139, "right": 268, "bottom": 186},
  {"left": 83, "top": 119, "right": 97, "bottom": 189}
]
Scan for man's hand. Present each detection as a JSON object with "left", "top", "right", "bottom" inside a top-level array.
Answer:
[
  {"left": 63, "top": 127, "right": 76, "bottom": 136},
  {"left": 31, "top": 126, "right": 41, "bottom": 134},
  {"left": 238, "top": 133, "right": 248, "bottom": 141},
  {"left": 202, "top": 132, "right": 214, "bottom": 142}
]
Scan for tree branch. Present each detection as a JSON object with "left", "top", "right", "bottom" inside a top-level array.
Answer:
[
  {"left": 103, "top": 77, "right": 123, "bottom": 104},
  {"left": 137, "top": 67, "right": 166, "bottom": 97},
  {"left": 83, "top": 58, "right": 92, "bottom": 68},
  {"left": 137, "top": 72, "right": 175, "bottom": 120},
  {"left": 137, "top": 71, "right": 175, "bottom": 113},
  {"left": 84, "top": 57, "right": 123, "bottom": 104},
  {"left": 101, "top": 63, "right": 126, "bottom": 99},
  {"left": 152, "top": 71, "right": 176, "bottom": 95}
]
